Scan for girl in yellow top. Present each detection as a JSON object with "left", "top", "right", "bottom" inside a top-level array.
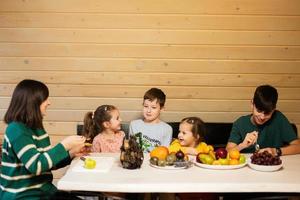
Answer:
[{"left": 169, "top": 117, "right": 212, "bottom": 155}]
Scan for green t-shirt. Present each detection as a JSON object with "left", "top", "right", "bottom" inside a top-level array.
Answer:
[{"left": 228, "top": 110, "right": 297, "bottom": 153}]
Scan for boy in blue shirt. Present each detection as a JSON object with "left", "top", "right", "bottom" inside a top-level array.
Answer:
[
  {"left": 227, "top": 85, "right": 300, "bottom": 156},
  {"left": 129, "top": 88, "right": 173, "bottom": 152}
]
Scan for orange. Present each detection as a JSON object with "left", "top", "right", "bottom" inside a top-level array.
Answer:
[
  {"left": 229, "top": 159, "right": 239, "bottom": 165},
  {"left": 229, "top": 149, "right": 240, "bottom": 160},
  {"left": 150, "top": 146, "right": 169, "bottom": 161},
  {"left": 184, "top": 154, "right": 189, "bottom": 161}
]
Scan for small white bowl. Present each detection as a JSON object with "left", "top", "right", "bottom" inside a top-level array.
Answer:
[{"left": 248, "top": 160, "right": 283, "bottom": 172}]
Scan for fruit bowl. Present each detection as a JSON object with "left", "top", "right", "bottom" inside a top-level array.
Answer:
[
  {"left": 194, "top": 161, "right": 247, "bottom": 170},
  {"left": 247, "top": 159, "right": 283, "bottom": 172}
]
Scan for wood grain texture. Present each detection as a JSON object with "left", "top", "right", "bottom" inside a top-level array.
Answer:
[
  {"left": 1, "top": 0, "right": 299, "bottom": 15},
  {"left": 1, "top": 13, "right": 299, "bottom": 31},
  {"left": 0, "top": 2, "right": 299, "bottom": 181}
]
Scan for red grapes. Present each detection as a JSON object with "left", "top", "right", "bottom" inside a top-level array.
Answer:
[{"left": 251, "top": 151, "right": 282, "bottom": 166}]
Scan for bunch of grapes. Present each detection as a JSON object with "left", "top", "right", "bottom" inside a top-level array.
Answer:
[{"left": 251, "top": 151, "right": 282, "bottom": 166}]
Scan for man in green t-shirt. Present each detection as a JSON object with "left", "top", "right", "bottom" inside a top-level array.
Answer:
[{"left": 226, "top": 85, "right": 300, "bottom": 156}]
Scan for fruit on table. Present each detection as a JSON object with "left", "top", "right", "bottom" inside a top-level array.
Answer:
[
  {"left": 157, "top": 159, "right": 166, "bottom": 167},
  {"left": 195, "top": 143, "right": 245, "bottom": 166},
  {"left": 150, "top": 148, "right": 189, "bottom": 167},
  {"left": 175, "top": 150, "right": 185, "bottom": 161},
  {"left": 84, "top": 158, "right": 96, "bottom": 169},
  {"left": 150, "top": 146, "right": 169, "bottom": 161},
  {"left": 239, "top": 154, "right": 246, "bottom": 164},
  {"left": 218, "top": 158, "right": 230, "bottom": 165},
  {"left": 215, "top": 148, "right": 228, "bottom": 159},
  {"left": 150, "top": 156, "right": 159, "bottom": 165},
  {"left": 229, "top": 159, "right": 239, "bottom": 165},
  {"left": 251, "top": 151, "right": 282, "bottom": 165},
  {"left": 196, "top": 142, "right": 211, "bottom": 154},
  {"left": 203, "top": 154, "right": 214, "bottom": 165},
  {"left": 166, "top": 153, "right": 177, "bottom": 165},
  {"left": 229, "top": 149, "right": 240, "bottom": 160}
]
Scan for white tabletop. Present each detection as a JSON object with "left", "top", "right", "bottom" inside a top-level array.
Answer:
[{"left": 57, "top": 153, "right": 300, "bottom": 193}]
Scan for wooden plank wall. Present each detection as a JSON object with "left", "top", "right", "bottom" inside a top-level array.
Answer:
[
  {"left": 0, "top": 0, "right": 299, "bottom": 184},
  {"left": 0, "top": 0, "right": 300, "bottom": 144}
]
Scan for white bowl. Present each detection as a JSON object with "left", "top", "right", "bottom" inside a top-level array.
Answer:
[{"left": 248, "top": 160, "right": 283, "bottom": 172}]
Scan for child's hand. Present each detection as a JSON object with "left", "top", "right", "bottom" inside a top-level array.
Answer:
[{"left": 61, "top": 135, "right": 86, "bottom": 151}]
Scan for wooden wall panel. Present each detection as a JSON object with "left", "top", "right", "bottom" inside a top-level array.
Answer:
[
  {"left": 1, "top": 71, "right": 299, "bottom": 87},
  {"left": 1, "top": 58, "right": 300, "bottom": 73},
  {"left": 1, "top": 0, "right": 299, "bottom": 15},
  {"left": 0, "top": 1, "right": 300, "bottom": 183},
  {"left": 1, "top": 29, "right": 299, "bottom": 45},
  {"left": 1, "top": 84, "right": 300, "bottom": 99},
  {"left": 1, "top": 13, "right": 300, "bottom": 31},
  {"left": 1, "top": 43, "right": 299, "bottom": 59}
]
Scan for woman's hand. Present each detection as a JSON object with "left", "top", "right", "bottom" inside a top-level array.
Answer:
[{"left": 61, "top": 135, "right": 86, "bottom": 153}]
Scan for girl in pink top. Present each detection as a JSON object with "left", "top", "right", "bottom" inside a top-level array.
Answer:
[{"left": 82, "top": 105, "right": 125, "bottom": 153}]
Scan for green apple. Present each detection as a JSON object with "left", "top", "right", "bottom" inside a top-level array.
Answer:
[
  {"left": 212, "top": 160, "right": 221, "bottom": 165},
  {"left": 84, "top": 158, "right": 96, "bottom": 169},
  {"left": 219, "top": 158, "right": 229, "bottom": 165},
  {"left": 239, "top": 154, "right": 246, "bottom": 164},
  {"left": 204, "top": 155, "right": 214, "bottom": 165}
]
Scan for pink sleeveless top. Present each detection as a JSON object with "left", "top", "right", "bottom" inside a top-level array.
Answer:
[{"left": 91, "top": 131, "right": 125, "bottom": 153}]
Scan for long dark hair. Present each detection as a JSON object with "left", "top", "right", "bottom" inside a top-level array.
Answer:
[
  {"left": 4, "top": 79, "right": 49, "bottom": 129},
  {"left": 82, "top": 105, "right": 117, "bottom": 141}
]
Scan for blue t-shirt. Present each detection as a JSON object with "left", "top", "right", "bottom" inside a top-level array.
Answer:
[{"left": 129, "top": 119, "right": 173, "bottom": 152}]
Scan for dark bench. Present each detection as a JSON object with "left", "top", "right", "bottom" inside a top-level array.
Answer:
[{"left": 77, "top": 122, "right": 298, "bottom": 148}]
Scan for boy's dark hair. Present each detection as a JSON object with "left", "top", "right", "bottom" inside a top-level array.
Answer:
[
  {"left": 82, "top": 105, "right": 117, "bottom": 141},
  {"left": 253, "top": 85, "right": 278, "bottom": 114},
  {"left": 4, "top": 79, "right": 49, "bottom": 129},
  {"left": 143, "top": 88, "right": 166, "bottom": 108},
  {"left": 181, "top": 117, "right": 206, "bottom": 144}
]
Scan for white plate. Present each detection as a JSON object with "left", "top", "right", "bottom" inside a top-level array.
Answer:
[
  {"left": 149, "top": 163, "right": 189, "bottom": 170},
  {"left": 247, "top": 159, "right": 283, "bottom": 172},
  {"left": 194, "top": 161, "right": 247, "bottom": 170},
  {"left": 71, "top": 156, "right": 115, "bottom": 173}
]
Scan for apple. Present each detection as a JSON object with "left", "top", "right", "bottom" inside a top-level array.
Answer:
[
  {"left": 215, "top": 148, "right": 228, "bottom": 159},
  {"left": 84, "top": 158, "right": 96, "bottom": 169},
  {"left": 239, "top": 154, "right": 246, "bottom": 164},
  {"left": 219, "top": 158, "right": 229, "bottom": 165}
]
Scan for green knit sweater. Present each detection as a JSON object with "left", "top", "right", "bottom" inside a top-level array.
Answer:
[{"left": 0, "top": 122, "right": 71, "bottom": 199}]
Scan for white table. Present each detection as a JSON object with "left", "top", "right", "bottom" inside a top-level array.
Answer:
[{"left": 57, "top": 153, "right": 300, "bottom": 193}]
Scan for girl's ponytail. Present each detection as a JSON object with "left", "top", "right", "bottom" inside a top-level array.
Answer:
[{"left": 82, "top": 111, "right": 97, "bottom": 141}]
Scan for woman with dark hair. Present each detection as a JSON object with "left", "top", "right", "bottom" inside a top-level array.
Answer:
[{"left": 0, "top": 79, "right": 86, "bottom": 199}]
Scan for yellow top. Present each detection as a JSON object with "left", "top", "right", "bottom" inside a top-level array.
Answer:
[{"left": 168, "top": 139, "right": 213, "bottom": 154}]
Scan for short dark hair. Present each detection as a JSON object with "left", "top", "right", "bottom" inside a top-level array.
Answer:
[
  {"left": 253, "top": 85, "right": 278, "bottom": 114},
  {"left": 4, "top": 79, "right": 49, "bottom": 129},
  {"left": 143, "top": 88, "right": 166, "bottom": 107}
]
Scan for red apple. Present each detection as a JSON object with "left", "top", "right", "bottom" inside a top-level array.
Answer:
[{"left": 215, "top": 148, "right": 227, "bottom": 159}]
